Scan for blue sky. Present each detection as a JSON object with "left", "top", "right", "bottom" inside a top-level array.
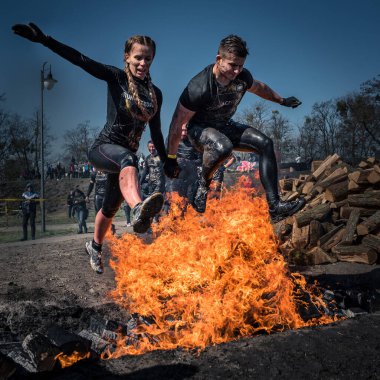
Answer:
[{"left": 1, "top": 0, "right": 379, "bottom": 157}]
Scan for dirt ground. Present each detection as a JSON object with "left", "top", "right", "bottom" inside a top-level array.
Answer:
[{"left": 0, "top": 224, "right": 379, "bottom": 379}]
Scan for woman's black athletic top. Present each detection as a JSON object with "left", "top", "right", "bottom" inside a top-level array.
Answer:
[
  {"left": 179, "top": 64, "right": 253, "bottom": 126},
  {"left": 43, "top": 36, "right": 164, "bottom": 157}
]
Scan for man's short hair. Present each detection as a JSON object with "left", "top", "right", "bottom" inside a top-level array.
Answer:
[
  {"left": 218, "top": 35, "right": 249, "bottom": 58},
  {"left": 147, "top": 140, "right": 153, "bottom": 146}
]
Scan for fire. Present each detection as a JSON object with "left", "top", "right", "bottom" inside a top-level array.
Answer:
[
  {"left": 55, "top": 351, "right": 90, "bottom": 368},
  {"left": 107, "top": 178, "right": 335, "bottom": 357}
]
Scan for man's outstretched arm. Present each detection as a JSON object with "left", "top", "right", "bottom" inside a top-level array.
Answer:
[{"left": 248, "top": 79, "right": 301, "bottom": 108}]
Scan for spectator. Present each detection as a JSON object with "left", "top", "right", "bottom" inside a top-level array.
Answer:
[
  {"left": 67, "top": 189, "right": 75, "bottom": 218},
  {"left": 72, "top": 186, "right": 88, "bottom": 234},
  {"left": 122, "top": 201, "right": 132, "bottom": 227},
  {"left": 20, "top": 183, "right": 39, "bottom": 241},
  {"left": 139, "top": 141, "right": 166, "bottom": 222}
]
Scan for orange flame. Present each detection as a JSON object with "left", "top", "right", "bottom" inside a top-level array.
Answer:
[
  {"left": 55, "top": 351, "right": 90, "bottom": 368},
  {"left": 107, "top": 181, "right": 336, "bottom": 357}
]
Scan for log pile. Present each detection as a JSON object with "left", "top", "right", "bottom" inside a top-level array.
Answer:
[{"left": 277, "top": 154, "right": 380, "bottom": 265}]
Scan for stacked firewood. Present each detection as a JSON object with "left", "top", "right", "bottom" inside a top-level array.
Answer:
[{"left": 277, "top": 154, "right": 380, "bottom": 265}]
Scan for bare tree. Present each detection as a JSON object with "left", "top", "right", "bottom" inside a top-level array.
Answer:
[
  {"left": 62, "top": 120, "right": 98, "bottom": 163},
  {"left": 267, "top": 110, "right": 294, "bottom": 162},
  {"left": 237, "top": 102, "right": 299, "bottom": 162},
  {"left": 3, "top": 113, "right": 39, "bottom": 178},
  {"left": 310, "top": 101, "right": 340, "bottom": 157},
  {"left": 236, "top": 101, "right": 271, "bottom": 133},
  {"left": 294, "top": 117, "right": 322, "bottom": 162}
]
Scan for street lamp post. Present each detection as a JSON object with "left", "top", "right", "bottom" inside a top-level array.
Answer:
[{"left": 40, "top": 62, "right": 57, "bottom": 232}]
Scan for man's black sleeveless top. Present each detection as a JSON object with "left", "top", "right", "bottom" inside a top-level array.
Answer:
[
  {"left": 179, "top": 64, "right": 253, "bottom": 126},
  {"left": 44, "top": 37, "right": 162, "bottom": 153}
]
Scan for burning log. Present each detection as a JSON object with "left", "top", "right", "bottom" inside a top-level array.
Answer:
[
  {"left": 89, "top": 315, "right": 128, "bottom": 341},
  {"left": 4, "top": 332, "right": 60, "bottom": 373},
  {"left": 22, "top": 332, "right": 60, "bottom": 372},
  {"left": 77, "top": 330, "right": 110, "bottom": 355},
  {"left": 45, "top": 325, "right": 92, "bottom": 368},
  {"left": 77, "top": 315, "right": 128, "bottom": 355}
]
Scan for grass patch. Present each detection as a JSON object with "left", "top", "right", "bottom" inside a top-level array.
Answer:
[{"left": 0, "top": 227, "right": 79, "bottom": 244}]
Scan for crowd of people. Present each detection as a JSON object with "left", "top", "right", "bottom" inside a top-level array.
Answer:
[{"left": 13, "top": 22, "right": 305, "bottom": 274}]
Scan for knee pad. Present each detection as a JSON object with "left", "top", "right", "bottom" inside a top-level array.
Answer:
[{"left": 120, "top": 152, "right": 138, "bottom": 170}]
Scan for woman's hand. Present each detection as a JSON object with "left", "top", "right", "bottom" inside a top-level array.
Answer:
[{"left": 12, "top": 22, "right": 47, "bottom": 44}]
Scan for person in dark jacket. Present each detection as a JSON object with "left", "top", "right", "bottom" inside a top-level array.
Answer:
[
  {"left": 67, "top": 189, "right": 75, "bottom": 218},
  {"left": 20, "top": 183, "right": 39, "bottom": 241},
  {"left": 72, "top": 187, "right": 88, "bottom": 234}
]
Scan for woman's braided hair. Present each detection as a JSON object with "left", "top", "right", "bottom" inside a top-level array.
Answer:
[{"left": 124, "top": 35, "right": 158, "bottom": 122}]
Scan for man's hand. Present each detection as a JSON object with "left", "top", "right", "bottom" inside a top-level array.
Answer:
[
  {"left": 281, "top": 96, "right": 302, "bottom": 108},
  {"left": 12, "top": 22, "right": 47, "bottom": 44},
  {"left": 164, "top": 157, "right": 181, "bottom": 179}
]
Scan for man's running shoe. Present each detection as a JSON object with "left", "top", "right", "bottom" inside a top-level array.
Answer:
[
  {"left": 190, "top": 178, "right": 209, "bottom": 213},
  {"left": 269, "top": 197, "right": 306, "bottom": 223},
  {"left": 85, "top": 241, "right": 103, "bottom": 274},
  {"left": 131, "top": 193, "right": 164, "bottom": 234}
]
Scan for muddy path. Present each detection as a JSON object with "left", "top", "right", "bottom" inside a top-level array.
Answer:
[{"left": 0, "top": 233, "right": 379, "bottom": 379}]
